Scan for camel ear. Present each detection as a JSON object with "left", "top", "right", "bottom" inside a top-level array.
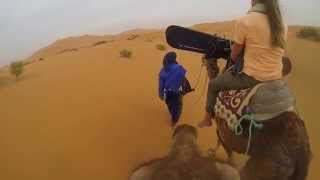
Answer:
[
  {"left": 172, "top": 124, "right": 198, "bottom": 139},
  {"left": 282, "top": 56, "right": 292, "bottom": 76}
]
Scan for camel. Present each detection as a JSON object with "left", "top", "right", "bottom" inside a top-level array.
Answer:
[
  {"left": 204, "top": 57, "right": 312, "bottom": 180},
  {"left": 129, "top": 124, "right": 240, "bottom": 180}
]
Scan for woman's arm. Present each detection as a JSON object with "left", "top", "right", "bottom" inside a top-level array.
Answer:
[
  {"left": 231, "top": 43, "right": 244, "bottom": 62},
  {"left": 232, "top": 17, "right": 247, "bottom": 62}
]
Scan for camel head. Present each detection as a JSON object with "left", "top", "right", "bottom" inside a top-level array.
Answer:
[
  {"left": 170, "top": 124, "right": 199, "bottom": 162},
  {"left": 172, "top": 124, "right": 198, "bottom": 141},
  {"left": 130, "top": 124, "right": 240, "bottom": 180}
]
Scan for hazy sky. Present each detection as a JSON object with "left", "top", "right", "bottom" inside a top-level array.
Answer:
[{"left": 1, "top": 0, "right": 319, "bottom": 65}]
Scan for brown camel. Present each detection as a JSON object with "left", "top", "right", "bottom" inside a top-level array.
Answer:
[
  {"left": 205, "top": 58, "right": 312, "bottom": 180},
  {"left": 129, "top": 124, "right": 240, "bottom": 180}
]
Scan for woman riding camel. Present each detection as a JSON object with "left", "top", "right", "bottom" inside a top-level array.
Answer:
[{"left": 198, "top": 0, "right": 288, "bottom": 127}]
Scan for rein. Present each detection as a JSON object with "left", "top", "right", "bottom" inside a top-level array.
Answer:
[{"left": 234, "top": 113, "right": 264, "bottom": 155}]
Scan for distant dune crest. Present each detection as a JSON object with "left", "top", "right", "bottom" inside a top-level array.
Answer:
[{"left": 25, "top": 21, "right": 311, "bottom": 63}]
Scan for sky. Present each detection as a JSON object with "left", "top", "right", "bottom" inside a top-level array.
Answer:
[{"left": 0, "top": 0, "right": 319, "bottom": 65}]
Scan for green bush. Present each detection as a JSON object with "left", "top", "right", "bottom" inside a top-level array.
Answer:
[
  {"left": 23, "top": 61, "right": 32, "bottom": 66},
  {"left": 297, "top": 27, "right": 320, "bottom": 41},
  {"left": 120, "top": 49, "right": 132, "bottom": 58},
  {"left": 10, "top": 61, "right": 24, "bottom": 79},
  {"left": 156, "top": 44, "right": 167, "bottom": 51}
]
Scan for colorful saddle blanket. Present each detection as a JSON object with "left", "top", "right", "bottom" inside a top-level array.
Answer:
[{"left": 214, "top": 80, "right": 295, "bottom": 130}]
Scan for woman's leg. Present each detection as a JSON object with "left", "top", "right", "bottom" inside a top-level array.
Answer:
[{"left": 199, "top": 72, "right": 260, "bottom": 127}]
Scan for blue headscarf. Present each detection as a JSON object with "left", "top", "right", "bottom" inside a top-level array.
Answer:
[{"left": 163, "top": 52, "right": 177, "bottom": 71}]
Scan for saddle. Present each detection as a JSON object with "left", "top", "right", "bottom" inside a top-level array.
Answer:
[
  {"left": 214, "top": 80, "right": 296, "bottom": 154},
  {"left": 214, "top": 80, "right": 295, "bottom": 131}
]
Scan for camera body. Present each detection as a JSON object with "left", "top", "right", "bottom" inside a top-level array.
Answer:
[{"left": 204, "top": 37, "right": 232, "bottom": 60}]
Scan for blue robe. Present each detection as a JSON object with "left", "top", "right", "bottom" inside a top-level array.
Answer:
[{"left": 158, "top": 63, "right": 186, "bottom": 124}]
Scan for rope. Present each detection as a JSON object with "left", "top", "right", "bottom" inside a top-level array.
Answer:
[
  {"left": 207, "top": 148, "right": 216, "bottom": 160},
  {"left": 191, "top": 73, "right": 208, "bottom": 105},
  {"left": 192, "top": 64, "right": 205, "bottom": 90},
  {"left": 234, "top": 113, "right": 263, "bottom": 155},
  {"left": 184, "top": 62, "right": 208, "bottom": 107}
]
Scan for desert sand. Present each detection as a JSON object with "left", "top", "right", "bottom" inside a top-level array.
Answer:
[{"left": 0, "top": 22, "right": 319, "bottom": 180}]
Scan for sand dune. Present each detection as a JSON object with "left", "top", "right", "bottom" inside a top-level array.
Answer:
[{"left": 0, "top": 22, "right": 319, "bottom": 180}]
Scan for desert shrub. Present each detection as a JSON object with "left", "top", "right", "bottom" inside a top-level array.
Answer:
[
  {"left": 297, "top": 27, "right": 320, "bottom": 41},
  {"left": 127, "top": 34, "right": 139, "bottom": 40},
  {"left": 23, "top": 61, "right": 32, "bottom": 66},
  {"left": 39, "top": 58, "right": 44, "bottom": 61},
  {"left": 10, "top": 61, "right": 24, "bottom": 79},
  {"left": 93, "top": 40, "right": 107, "bottom": 47},
  {"left": 120, "top": 49, "right": 132, "bottom": 58},
  {"left": 156, "top": 44, "right": 167, "bottom": 51},
  {"left": 59, "top": 48, "right": 78, "bottom": 54}
]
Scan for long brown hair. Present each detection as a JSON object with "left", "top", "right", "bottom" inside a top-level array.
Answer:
[{"left": 258, "top": 0, "right": 285, "bottom": 48}]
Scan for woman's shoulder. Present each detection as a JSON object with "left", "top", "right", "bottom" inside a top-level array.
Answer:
[
  {"left": 236, "top": 12, "right": 260, "bottom": 21},
  {"left": 235, "top": 12, "right": 270, "bottom": 31},
  {"left": 234, "top": 14, "right": 251, "bottom": 27},
  {"left": 238, "top": 12, "right": 268, "bottom": 22},
  {"left": 234, "top": 15, "right": 247, "bottom": 23}
]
